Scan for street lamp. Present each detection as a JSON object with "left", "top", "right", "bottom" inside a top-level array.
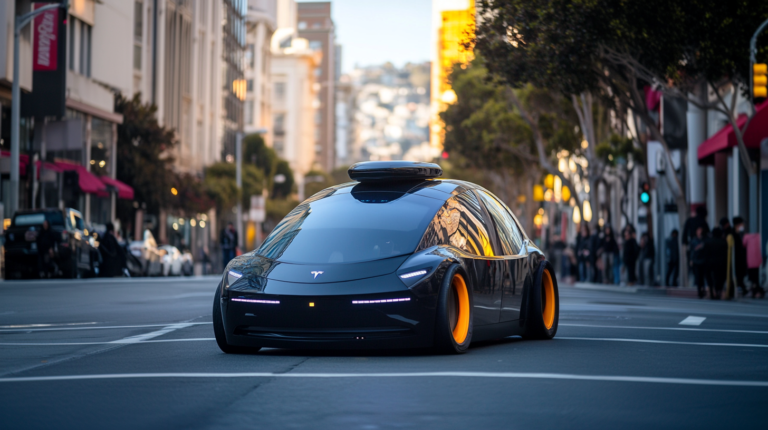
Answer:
[{"left": 10, "top": 1, "right": 69, "bottom": 215}]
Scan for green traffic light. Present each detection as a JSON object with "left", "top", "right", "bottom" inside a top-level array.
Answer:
[{"left": 640, "top": 192, "right": 650, "bottom": 204}]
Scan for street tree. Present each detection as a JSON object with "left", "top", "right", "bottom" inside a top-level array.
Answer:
[{"left": 114, "top": 94, "right": 177, "bottom": 227}]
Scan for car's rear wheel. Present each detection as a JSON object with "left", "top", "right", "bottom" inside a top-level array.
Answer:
[
  {"left": 523, "top": 260, "right": 559, "bottom": 340},
  {"left": 435, "top": 265, "right": 473, "bottom": 354},
  {"left": 212, "top": 285, "right": 261, "bottom": 354}
]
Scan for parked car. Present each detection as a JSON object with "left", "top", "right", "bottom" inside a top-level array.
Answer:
[
  {"left": 4, "top": 208, "right": 99, "bottom": 279},
  {"left": 159, "top": 245, "right": 183, "bottom": 276},
  {"left": 128, "top": 230, "right": 163, "bottom": 276}
]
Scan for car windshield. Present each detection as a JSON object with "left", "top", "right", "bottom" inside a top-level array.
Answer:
[
  {"left": 13, "top": 212, "right": 65, "bottom": 227},
  {"left": 256, "top": 192, "right": 443, "bottom": 264}
]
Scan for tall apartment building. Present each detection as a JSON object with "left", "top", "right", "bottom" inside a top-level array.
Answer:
[
  {"left": 297, "top": 2, "right": 335, "bottom": 173},
  {"left": 430, "top": 0, "right": 474, "bottom": 151},
  {"left": 271, "top": 0, "right": 321, "bottom": 201},
  {"left": 133, "top": 0, "right": 224, "bottom": 172},
  {"left": 244, "top": 0, "right": 277, "bottom": 141}
]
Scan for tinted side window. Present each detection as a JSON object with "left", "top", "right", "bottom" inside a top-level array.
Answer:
[
  {"left": 478, "top": 190, "right": 524, "bottom": 255},
  {"left": 418, "top": 193, "right": 495, "bottom": 257}
]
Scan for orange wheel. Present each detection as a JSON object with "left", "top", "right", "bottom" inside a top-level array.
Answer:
[
  {"left": 447, "top": 273, "right": 470, "bottom": 344},
  {"left": 541, "top": 269, "right": 555, "bottom": 330}
]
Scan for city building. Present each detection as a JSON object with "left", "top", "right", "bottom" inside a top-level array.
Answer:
[
  {"left": 297, "top": 2, "right": 335, "bottom": 173},
  {"left": 133, "top": 0, "right": 224, "bottom": 173},
  {"left": 221, "top": 0, "right": 248, "bottom": 161},
  {"left": 271, "top": 0, "right": 321, "bottom": 201},
  {"left": 430, "top": 0, "right": 474, "bottom": 152},
  {"left": 243, "top": 0, "right": 278, "bottom": 141},
  {"left": 0, "top": 0, "right": 132, "bottom": 223}
]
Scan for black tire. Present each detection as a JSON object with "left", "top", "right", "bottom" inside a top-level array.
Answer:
[
  {"left": 212, "top": 284, "right": 261, "bottom": 354},
  {"left": 523, "top": 260, "right": 559, "bottom": 340},
  {"left": 434, "top": 264, "right": 473, "bottom": 354}
]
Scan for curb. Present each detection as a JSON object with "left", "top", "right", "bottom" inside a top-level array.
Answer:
[{"left": 569, "top": 282, "right": 700, "bottom": 298}]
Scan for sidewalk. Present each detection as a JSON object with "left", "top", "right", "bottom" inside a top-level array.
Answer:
[{"left": 566, "top": 281, "right": 700, "bottom": 298}]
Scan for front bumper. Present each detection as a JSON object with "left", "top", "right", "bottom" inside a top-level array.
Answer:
[{"left": 222, "top": 288, "right": 435, "bottom": 350}]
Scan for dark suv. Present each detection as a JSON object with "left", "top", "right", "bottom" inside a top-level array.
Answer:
[{"left": 4, "top": 208, "right": 100, "bottom": 279}]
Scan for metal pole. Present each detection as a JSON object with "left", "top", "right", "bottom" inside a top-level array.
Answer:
[
  {"left": 10, "top": 3, "right": 68, "bottom": 216},
  {"left": 235, "top": 132, "right": 243, "bottom": 249}
]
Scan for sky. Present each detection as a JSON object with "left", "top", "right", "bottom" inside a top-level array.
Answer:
[{"left": 298, "top": 0, "right": 433, "bottom": 73}]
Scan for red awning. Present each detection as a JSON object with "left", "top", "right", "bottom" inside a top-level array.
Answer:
[
  {"left": 99, "top": 176, "right": 134, "bottom": 200},
  {"left": 698, "top": 100, "right": 768, "bottom": 165},
  {"left": 0, "top": 151, "right": 30, "bottom": 176},
  {"left": 54, "top": 161, "right": 109, "bottom": 197}
]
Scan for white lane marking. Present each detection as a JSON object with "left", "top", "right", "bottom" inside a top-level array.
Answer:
[
  {"left": 0, "top": 322, "right": 211, "bottom": 333},
  {"left": 1, "top": 372, "right": 768, "bottom": 387},
  {"left": 561, "top": 323, "right": 768, "bottom": 335},
  {"left": 109, "top": 323, "right": 196, "bottom": 344},
  {"left": 0, "top": 338, "right": 215, "bottom": 346},
  {"left": 679, "top": 316, "right": 706, "bottom": 326},
  {"left": 0, "top": 322, "right": 99, "bottom": 329},
  {"left": 558, "top": 337, "right": 768, "bottom": 348}
]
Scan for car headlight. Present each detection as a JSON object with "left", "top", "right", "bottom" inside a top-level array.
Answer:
[{"left": 224, "top": 270, "right": 243, "bottom": 289}]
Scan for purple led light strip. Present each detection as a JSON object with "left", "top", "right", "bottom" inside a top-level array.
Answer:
[
  {"left": 352, "top": 298, "right": 411, "bottom": 304},
  {"left": 231, "top": 298, "right": 280, "bottom": 304}
]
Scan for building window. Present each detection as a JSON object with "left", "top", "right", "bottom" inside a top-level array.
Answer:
[
  {"left": 245, "top": 100, "right": 254, "bottom": 125},
  {"left": 274, "top": 82, "right": 286, "bottom": 100},
  {"left": 314, "top": 67, "right": 322, "bottom": 77},
  {"left": 273, "top": 113, "right": 285, "bottom": 135},
  {"left": 133, "top": 1, "right": 143, "bottom": 70},
  {"left": 246, "top": 79, "right": 254, "bottom": 92},
  {"left": 309, "top": 40, "right": 322, "bottom": 51},
  {"left": 68, "top": 18, "right": 92, "bottom": 76},
  {"left": 315, "top": 111, "right": 322, "bottom": 125},
  {"left": 245, "top": 43, "right": 254, "bottom": 68},
  {"left": 274, "top": 139, "right": 284, "bottom": 154},
  {"left": 298, "top": 21, "right": 307, "bottom": 30}
]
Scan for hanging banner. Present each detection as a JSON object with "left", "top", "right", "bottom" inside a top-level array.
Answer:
[{"left": 33, "top": 4, "right": 59, "bottom": 71}]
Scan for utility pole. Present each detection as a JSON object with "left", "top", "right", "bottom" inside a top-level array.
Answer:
[
  {"left": 235, "top": 132, "right": 243, "bottom": 249},
  {"left": 10, "top": 1, "right": 68, "bottom": 216}
]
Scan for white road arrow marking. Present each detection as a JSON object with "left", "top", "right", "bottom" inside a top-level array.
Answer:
[{"left": 679, "top": 316, "right": 706, "bottom": 326}]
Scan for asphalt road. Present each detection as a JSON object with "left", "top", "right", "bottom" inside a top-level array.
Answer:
[{"left": 1, "top": 276, "right": 767, "bottom": 429}]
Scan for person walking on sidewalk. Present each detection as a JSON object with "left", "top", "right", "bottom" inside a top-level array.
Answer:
[
  {"left": 665, "top": 229, "right": 680, "bottom": 287},
  {"left": 690, "top": 226, "right": 714, "bottom": 299},
  {"left": 708, "top": 227, "right": 728, "bottom": 299},
  {"left": 639, "top": 233, "right": 655, "bottom": 286},
  {"left": 601, "top": 225, "right": 620, "bottom": 284},
  {"left": 728, "top": 216, "right": 749, "bottom": 298},
  {"left": 622, "top": 228, "right": 639, "bottom": 286},
  {"left": 220, "top": 222, "right": 238, "bottom": 269},
  {"left": 576, "top": 223, "right": 592, "bottom": 282},
  {"left": 742, "top": 229, "right": 766, "bottom": 298}
]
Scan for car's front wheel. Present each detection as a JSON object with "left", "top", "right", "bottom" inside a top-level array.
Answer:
[
  {"left": 523, "top": 260, "right": 559, "bottom": 340},
  {"left": 212, "top": 285, "right": 261, "bottom": 354},
  {"left": 434, "top": 265, "right": 473, "bottom": 354}
]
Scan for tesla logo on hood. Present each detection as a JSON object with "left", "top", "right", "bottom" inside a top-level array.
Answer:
[{"left": 311, "top": 271, "right": 324, "bottom": 279}]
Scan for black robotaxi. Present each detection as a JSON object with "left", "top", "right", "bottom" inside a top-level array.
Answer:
[{"left": 213, "top": 161, "right": 559, "bottom": 354}]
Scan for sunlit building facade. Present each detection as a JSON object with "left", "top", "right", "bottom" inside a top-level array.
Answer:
[
  {"left": 221, "top": 0, "right": 248, "bottom": 161},
  {"left": 430, "top": 0, "right": 475, "bottom": 151}
]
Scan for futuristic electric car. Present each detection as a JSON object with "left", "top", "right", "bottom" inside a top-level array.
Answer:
[{"left": 213, "top": 161, "right": 559, "bottom": 354}]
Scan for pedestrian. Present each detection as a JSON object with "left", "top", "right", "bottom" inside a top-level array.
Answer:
[
  {"left": 601, "top": 225, "right": 620, "bottom": 284},
  {"left": 730, "top": 216, "right": 749, "bottom": 298},
  {"left": 36, "top": 220, "right": 58, "bottom": 278},
  {"left": 639, "top": 233, "right": 655, "bottom": 286},
  {"left": 200, "top": 246, "right": 211, "bottom": 275},
  {"left": 690, "top": 226, "right": 715, "bottom": 299},
  {"left": 575, "top": 223, "right": 592, "bottom": 282},
  {"left": 622, "top": 228, "right": 639, "bottom": 286},
  {"left": 665, "top": 229, "right": 680, "bottom": 286},
  {"left": 99, "top": 222, "right": 125, "bottom": 277},
  {"left": 682, "top": 206, "right": 710, "bottom": 247},
  {"left": 742, "top": 229, "right": 765, "bottom": 298},
  {"left": 220, "top": 222, "right": 238, "bottom": 269},
  {"left": 708, "top": 227, "right": 728, "bottom": 299},
  {"left": 589, "top": 224, "right": 601, "bottom": 282}
]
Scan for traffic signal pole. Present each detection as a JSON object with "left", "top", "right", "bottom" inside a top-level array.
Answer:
[{"left": 10, "top": 1, "right": 68, "bottom": 216}]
